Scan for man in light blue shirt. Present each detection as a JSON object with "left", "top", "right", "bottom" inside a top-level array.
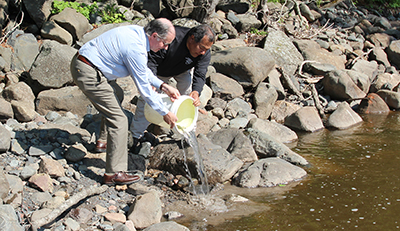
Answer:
[{"left": 70, "top": 18, "right": 180, "bottom": 185}]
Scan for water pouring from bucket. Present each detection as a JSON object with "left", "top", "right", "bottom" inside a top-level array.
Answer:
[
  {"left": 144, "top": 94, "right": 198, "bottom": 135},
  {"left": 144, "top": 94, "right": 209, "bottom": 194}
]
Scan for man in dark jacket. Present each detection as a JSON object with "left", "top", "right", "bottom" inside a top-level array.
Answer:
[{"left": 130, "top": 24, "right": 216, "bottom": 141}]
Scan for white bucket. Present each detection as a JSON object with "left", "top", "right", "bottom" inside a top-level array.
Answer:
[{"left": 144, "top": 95, "right": 198, "bottom": 135}]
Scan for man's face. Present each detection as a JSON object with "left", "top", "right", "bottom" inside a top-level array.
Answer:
[
  {"left": 150, "top": 31, "right": 175, "bottom": 52},
  {"left": 187, "top": 35, "right": 213, "bottom": 58}
]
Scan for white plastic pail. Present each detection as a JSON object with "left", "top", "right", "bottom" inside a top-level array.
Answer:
[{"left": 144, "top": 95, "right": 198, "bottom": 135}]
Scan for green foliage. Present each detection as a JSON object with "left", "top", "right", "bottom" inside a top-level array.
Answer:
[
  {"left": 250, "top": 28, "right": 268, "bottom": 36},
  {"left": 52, "top": 1, "right": 127, "bottom": 24},
  {"left": 360, "top": 0, "right": 400, "bottom": 8},
  {"left": 100, "top": 3, "right": 126, "bottom": 24},
  {"left": 52, "top": 0, "right": 98, "bottom": 20}
]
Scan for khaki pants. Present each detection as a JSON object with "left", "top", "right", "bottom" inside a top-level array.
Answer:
[{"left": 70, "top": 53, "right": 127, "bottom": 174}]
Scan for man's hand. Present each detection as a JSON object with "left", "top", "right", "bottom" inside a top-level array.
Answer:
[
  {"left": 189, "top": 91, "right": 201, "bottom": 107},
  {"left": 163, "top": 111, "right": 178, "bottom": 128},
  {"left": 160, "top": 83, "right": 180, "bottom": 101}
]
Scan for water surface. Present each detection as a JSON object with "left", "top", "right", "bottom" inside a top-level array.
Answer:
[{"left": 205, "top": 112, "right": 400, "bottom": 230}]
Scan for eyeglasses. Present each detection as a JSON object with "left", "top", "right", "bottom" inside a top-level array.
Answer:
[{"left": 156, "top": 34, "right": 171, "bottom": 47}]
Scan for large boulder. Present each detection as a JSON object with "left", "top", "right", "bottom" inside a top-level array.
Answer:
[
  {"left": 36, "top": 86, "right": 92, "bottom": 118},
  {"left": 29, "top": 40, "right": 77, "bottom": 90},
  {"left": 2, "top": 82, "right": 36, "bottom": 122},
  {"left": 211, "top": 47, "right": 275, "bottom": 87},
  {"left": 376, "top": 89, "right": 400, "bottom": 109},
  {"left": 370, "top": 73, "right": 400, "bottom": 93},
  {"left": 387, "top": 40, "right": 400, "bottom": 68},
  {"left": 10, "top": 33, "right": 40, "bottom": 71},
  {"left": 247, "top": 118, "right": 298, "bottom": 144},
  {"left": 322, "top": 69, "right": 366, "bottom": 101},
  {"left": 358, "top": 93, "right": 390, "bottom": 114},
  {"left": 23, "top": 0, "right": 52, "bottom": 28},
  {"left": 234, "top": 158, "right": 307, "bottom": 188},
  {"left": 50, "top": 7, "right": 92, "bottom": 42},
  {"left": 262, "top": 29, "right": 304, "bottom": 76},
  {"left": 41, "top": 20, "right": 73, "bottom": 46},
  {"left": 270, "top": 100, "right": 301, "bottom": 123},
  {"left": 149, "top": 134, "right": 243, "bottom": 184},
  {"left": 209, "top": 72, "right": 244, "bottom": 100},
  {"left": 245, "top": 128, "right": 308, "bottom": 166}
]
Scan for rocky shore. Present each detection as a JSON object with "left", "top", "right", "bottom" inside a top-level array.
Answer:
[{"left": 1, "top": 0, "right": 400, "bottom": 230}]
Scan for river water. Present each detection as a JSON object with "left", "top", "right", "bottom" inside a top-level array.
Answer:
[{"left": 203, "top": 112, "right": 400, "bottom": 230}]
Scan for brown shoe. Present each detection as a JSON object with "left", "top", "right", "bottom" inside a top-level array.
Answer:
[
  {"left": 95, "top": 140, "right": 107, "bottom": 153},
  {"left": 103, "top": 171, "right": 142, "bottom": 185}
]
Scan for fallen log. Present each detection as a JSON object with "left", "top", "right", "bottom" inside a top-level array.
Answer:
[{"left": 30, "top": 184, "right": 108, "bottom": 230}]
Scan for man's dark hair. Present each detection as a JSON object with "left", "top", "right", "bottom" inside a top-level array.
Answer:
[
  {"left": 144, "top": 18, "right": 171, "bottom": 39},
  {"left": 188, "top": 24, "right": 216, "bottom": 43}
]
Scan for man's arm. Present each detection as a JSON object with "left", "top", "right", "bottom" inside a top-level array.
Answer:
[{"left": 191, "top": 51, "right": 211, "bottom": 96}]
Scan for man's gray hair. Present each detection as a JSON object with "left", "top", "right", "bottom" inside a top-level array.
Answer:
[{"left": 144, "top": 18, "right": 172, "bottom": 39}]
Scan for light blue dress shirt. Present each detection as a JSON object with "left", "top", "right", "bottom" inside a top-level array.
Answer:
[{"left": 79, "top": 25, "right": 169, "bottom": 116}]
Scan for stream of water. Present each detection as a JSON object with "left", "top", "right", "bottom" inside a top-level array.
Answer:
[{"left": 202, "top": 112, "right": 400, "bottom": 230}]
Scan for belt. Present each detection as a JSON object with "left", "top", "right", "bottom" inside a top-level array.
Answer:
[{"left": 77, "top": 53, "right": 96, "bottom": 69}]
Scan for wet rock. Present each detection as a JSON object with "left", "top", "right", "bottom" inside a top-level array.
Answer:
[
  {"left": 234, "top": 158, "right": 307, "bottom": 188},
  {"left": 326, "top": 102, "right": 363, "bottom": 129},
  {"left": 284, "top": 106, "right": 324, "bottom": 132},
  {"left": 358, "top": 93, "right": 390, "bottom": 114}
]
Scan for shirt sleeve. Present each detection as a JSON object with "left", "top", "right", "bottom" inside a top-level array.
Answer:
[
  {"left": 192, "top": 51, "right": 211, "bottom": 95},
  {"left": 124, "top": 49, "right": 169, "bottom": 116}
]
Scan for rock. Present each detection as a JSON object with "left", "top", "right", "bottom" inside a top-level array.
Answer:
[
  {"left": 305, "top": 62, "right": 336, "bottom": 76},
  {"left": 245, "top": 128, "right": 308, "bottom": 166},
  {"left": 0, "top": 98, "right": 13, "bottom": 121},
  {"left": 326, "top": 102, "right": 363, "bottom": 129},
  {"left": 387, "top": 40, "right": 400, "bottom": 69},
  {"left": 284, "top": 106, "right": 324, "bottom": 132},
  {"left": 345, "top": 69, "right": 371, "bottom": 94},
  {"left": 366, "top": 32, "right": 393, "bottom": 48},
  {"left": 11, "top": 33, "right": 40, "bottom": 71},
  {"left": 226, "top": 98, "right": 252, "bottom": 117},
  {"left": 270, "top": 100, "right": 301, "bottom": 123},
  {"left": 235, "top": 14, "right": 261, "bottom": 33},
  {"left": 266, "top": 68, "right": 285, "bottom": 99},
  {"left": 105, "top": 212, "right": 127, "bottom": 224},
  {"left": 143, "top": 221, "right": 190, "bottom": 231},
  {"left": 42, "top": 196, "right": 65, "bottom": 209},
  {"left": 0, "top": 169, "right": 9, "bottom": 200},
  {"left": 293, "top": 39, "right": 346, "bottom": 70},
  {"left": 322, "top": 69, "right": 366, "bottom": 101},
  {"left": 206, "top": 128, "right": 258, "bottom": 163},
  {"left": 370, "top": 73, "right": 400, "bottom": 93},
  {"left": 11, "top": 100, "right": 37, "bottom": 122},
  {"left": 254, "top": 83, "right": 278, "bottom": 120},
  {"left": 247, "top": 118, "right": 297, "bottom": 143},
  {"left": 23, "top": 0, "right": 52, "bottom": 28},
  {"left": 29, "top": 40, "right": 77, "bottom": 90},
  {"left": 28, "top": 173, "right": 54, "bottom": 192},
  {"left": 39, "top": 156, "right": 65, "bottom": 178},
  {"left": 30, "top": 208, "right": 52, "bottom": 224},
  {"left": 50, "top": 7, "right": 92, "bottom": 42},
  {"left": 0, "top": 124, "right": 10, "bottom": 152},
  {"left": 212, "top": 39, "right": 246, "bottom": 52},
  {"left": 234, "top": 158, "right": 307, "bottom": 188},
  {"left": 262, "top": 29, "right": 304, "bottom": 76},
  {"left": 369, "top": 47, "right": 391, "bottom": 67},
  {"left": 65, "top": 143, "right": 87, "bottom": 163},
  {"left": 376, "top": 89, "right": 400, "bottom": 109},
  {"left": 64, "top": 217, "right": 81, "bottom": 231},
  {"left": 0, "top": 205, "right": 24, "bottom": 231},
  {"left": 36, "top": 86, "right": 93, "bottom": 118},
  {"left": 358, "top": 93, "right": 390, "bottom": 114},
  {"left": 195, "top": 112, "right": 219, "bottom": 136},
  {"left": 350, "top": 59, "right": 379, "bottom": 82},
  {"left": 209, "top": 72, "right": 244, "bottom": 100},
  {"left": 41, "top": 20, "right": 73, "bottom": 45},
  {"left": 127, "top": 191, "right": 162, "bottom": 229},
  {"left": 28, "top": 144, "right": 54, "bottom": 156},
  {"left": 211, "top": 47, "right": 275, "bottom": 87}
]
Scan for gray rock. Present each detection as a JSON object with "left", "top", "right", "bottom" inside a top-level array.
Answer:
[
  {"left": 305, "top": 62, "right": 336, "bottom": 76},
  {"left": 0, "top": 205, "right": 24, "bottom": 231},
  {"left": 270, "top": 100, "right": 301, "bottom": 123},
  {"left": 36, "top": 86, "right": 93, "bottom": 118},
  {"left": 358, "top": 93, "right": 390, "bottom": 114},
  {"left": 217, "top": 2, "right": 250, "bottom": 14},
  {"left": 235, "top": 14, "right": 261, "bottom": 32},
  {"left": 20, "top": 164, "right": 38, "bottom": 180},
  {"left": 0, "top": 169, "right": 9, "bottom": 200},
  {"left": 0, "top": 98, "right": 13, "bottom": 121},
  {"left": 266, "top": 68, "right": 285, "bottom": 99},
  {"left": 143, "top": 221, "right": 189, "bottom": 231},
  {"left": 254, "top": 83, "right": 278, "bottom": 120},
  {"left": 346, "top": 69, "right": 370, "bottom": 93},
  {"left": 127, "top": 191, "right": 162, "bottom": 229},
  {"left": 386, "top": 40, "right": 400, "bottom": 69},
  {"left": 211, "top": 47, "right": 275, "bottom": 87},
  {"left": 284, "top": 106, "right": 324, "bottom": 132},
  {"left": 28, "top": 145, "right": 54, "bottom": 156},
  {"left": 51, "top": 7, "right": 92, "bottom": 42},
  {"left": 11, "top": 100, "right": 37, "bottom": 122},
  {"left": 23, "top": 0, "right": 52, "bottom": 28},
  {"left": 262, "top": 29, "right": 304, "bottom": 76},
  {"left": 30, "top": 191, "right": 52, "bottom": 205},
  {"left": 245, "top": 128, "right": 308, "bottom": 166},
  {"left": 234, "top": 158, "right": 307, "bottom": 188},
  {"left": 29, "top": 40, "right": 77, "bottom": 89},
  {"left": 326, "top": 102, "right": 363, "bottom": 129},
  {"left": 228, "top": 117, "right": 249, "bottom": 129},
  {"left": 12, "top": 33, "right": 40, "bottom": 71},
  {"left": 41, "top": 20, "right": 73, "bottom": 45},
  {"left": 370, "top": 47, "right": 391, "bottom": 67},
  {"left": 207, "top": 128, "right": 258, "bottom": 163},
  {"left": 11, "top": 139, "right": 28, "bottom": 155},
  {"left": 351, "top": 59, "right": 379, "bottom": 82},
  {"left": 376, "top": 89, "right": 400, "bottom": 109},
  {"left": 226, "top": 98, "right": 251, "bottom": 117},
  {"left": 0, "top": 124, "right": 10, "bottom": 152},
  {"left": 299, "top": 3, "right": 315, "bottom": 22},
  {"left": 322, "top": 69, "right": 366, "bottom": 101},
  {"left": 247, "top": 118, "right": 297, "bottom": 143},
  {"left": 209, "top": 73, "right": 244, "bottom": 100},
  {"left": 65, "top": 143, "right": 87, "bottom": 163},
  {"left": 370, "top": 73, "right": 400, "bottom": 93}
]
